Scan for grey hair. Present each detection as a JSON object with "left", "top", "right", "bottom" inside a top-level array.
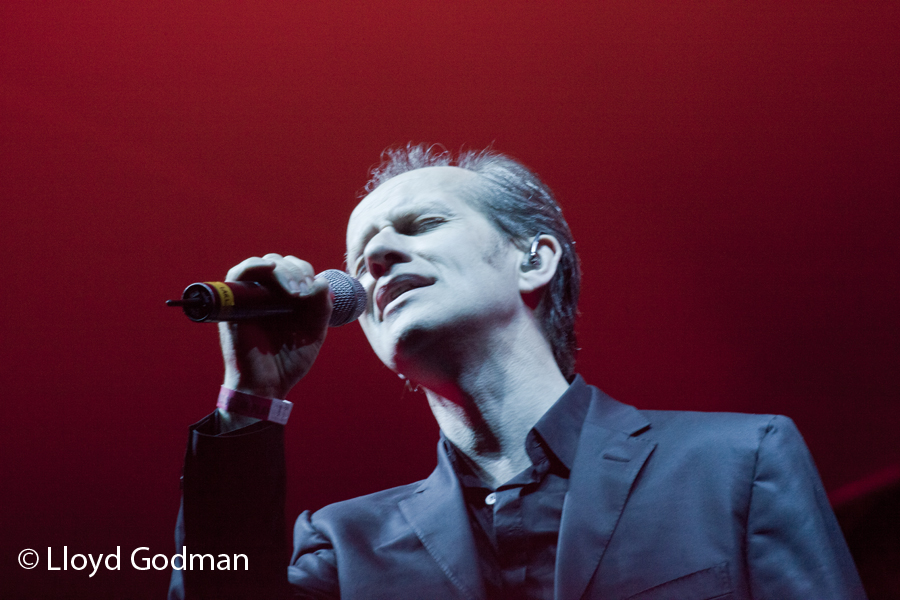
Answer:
[{"left": 364, "top": 144, "right": 581, "bottom": 380}]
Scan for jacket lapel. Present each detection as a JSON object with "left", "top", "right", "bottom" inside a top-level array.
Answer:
[
  {"left": 555, "top": 387, "right": 656, "bottom": 600},
  {"left": 399, "top": 442, "right": 486, "bottom": 600}
]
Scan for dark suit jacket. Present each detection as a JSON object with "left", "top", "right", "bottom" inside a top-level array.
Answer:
[{"left": 170, "top": 379, "right": 865, "bottom": 599}]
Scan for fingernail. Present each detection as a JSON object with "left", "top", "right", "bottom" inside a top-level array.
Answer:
[
  {"left": 287, "top": 279, "right": 300, "bottom": 293},
  {"left": 298, "top": 280, "right": 310, "bottom": 294}
]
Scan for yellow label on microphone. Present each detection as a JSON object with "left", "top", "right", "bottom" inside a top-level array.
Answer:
[{"left": 205, "top": 282, "right": 235, "bottom": 317}]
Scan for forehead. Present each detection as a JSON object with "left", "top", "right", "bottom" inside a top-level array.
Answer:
[{"left": 346, "top": 166, "right": 484, "bottom": 253}]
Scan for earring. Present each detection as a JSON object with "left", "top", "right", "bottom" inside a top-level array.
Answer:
[
  {"left": 399, "top": 373, "right": 421, "bottom": 393},
  {"left": 521, "top": 232, "right": 543, "bottom": 271}
]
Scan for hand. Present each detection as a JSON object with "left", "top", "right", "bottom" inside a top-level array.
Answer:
[{"left": 218, "top": 254, "right": 333, "bottom": 401}]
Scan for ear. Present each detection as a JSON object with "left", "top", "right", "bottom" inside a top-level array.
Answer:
[{"left": 518, "top": 234, "right": 563, "bottom": 296}]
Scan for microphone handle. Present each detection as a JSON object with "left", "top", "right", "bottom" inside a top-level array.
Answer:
[
  {"left": 166, "top": 269, "right": 366, "bottom": 327},
  {"left": 166, "top": 281, "right": 295, "bottom": 322}
]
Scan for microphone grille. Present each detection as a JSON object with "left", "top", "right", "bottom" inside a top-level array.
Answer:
[{"left": 317, "top": 269, "right": 367, "bottom": 327}]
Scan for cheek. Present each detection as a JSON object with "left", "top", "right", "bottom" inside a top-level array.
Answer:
[
  {"left": 354, "top": 275, "right": 376, "bottom": 315},
  {"left": 483, "top": 233, "right": 514, "bottom": 269},
  {"left": 358, "top": 314, "right": 375, "bottom": 340},
  {"left": 358, "top": 317, "right": 398, "bottom": 369},
  {"left": 359, "top": 315, "right": 387, "bottom": 351}
]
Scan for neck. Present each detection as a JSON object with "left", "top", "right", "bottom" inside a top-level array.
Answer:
[{"left": 403, "top": 313, "right": 570, "bottom": 489}]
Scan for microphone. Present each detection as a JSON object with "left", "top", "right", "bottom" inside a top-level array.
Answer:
[{"left": 165, "top": 269, "right": 366, "bottom": 327}]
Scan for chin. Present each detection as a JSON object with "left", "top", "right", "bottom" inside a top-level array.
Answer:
[
  {"left": 399, "top": 317, "right": 494, "bottom": 383},
  {"left": 375, "top": 313, "right": 445, "bottom": 373},
  {"left": 364, "top": 314, "right": 422, "bottom": 371}
]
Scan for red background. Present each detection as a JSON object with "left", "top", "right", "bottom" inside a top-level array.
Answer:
[{"left": 2, "top": 2, "right": 898, "bottom": 598}]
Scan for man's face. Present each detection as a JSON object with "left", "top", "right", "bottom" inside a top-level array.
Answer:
[{"left": 346, "top": 166, "right": 523, "bottom": 371}]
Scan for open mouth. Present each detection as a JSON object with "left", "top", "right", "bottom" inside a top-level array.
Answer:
[{"left": 376, "top": 274, "right": 435, "bottom": 317}]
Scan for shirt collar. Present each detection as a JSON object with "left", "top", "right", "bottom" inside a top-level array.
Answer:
[
  {"left": 531, "top": 374, "right": 592, "bottom": 472},
  {"left": 441, "top": 374, "right": 593, "bottom": 480}
]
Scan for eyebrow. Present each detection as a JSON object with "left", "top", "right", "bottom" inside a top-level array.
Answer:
[{"left": 347, "top": 201, "right": 457, "bottom": 263}]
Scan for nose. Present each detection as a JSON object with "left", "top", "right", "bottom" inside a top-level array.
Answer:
[{"left": 364, "top": 227, "right": 412, "bottom": 280}]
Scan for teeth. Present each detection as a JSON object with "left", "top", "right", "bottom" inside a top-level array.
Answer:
[{"left": 389, "top": 282, "right": 415, "bottom": 305}]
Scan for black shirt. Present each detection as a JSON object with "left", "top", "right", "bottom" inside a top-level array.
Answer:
[{"left": 442, "top": 375, "right": 592, "bottom": 600}]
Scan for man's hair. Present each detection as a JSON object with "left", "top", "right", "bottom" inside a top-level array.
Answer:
[{"left": 365, "top": 144, "right": 582, "bottom": 379}]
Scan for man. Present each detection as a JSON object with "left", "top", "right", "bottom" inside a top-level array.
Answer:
[{"left": 170, "top": 145, "right": 865, "bottom": 599}]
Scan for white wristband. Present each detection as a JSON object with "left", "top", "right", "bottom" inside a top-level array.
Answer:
[{"left": 216, "top": 386, "right": 293, "bottom": 425}]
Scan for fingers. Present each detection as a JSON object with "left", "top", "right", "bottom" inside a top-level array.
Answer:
[
  {"left": 307, "top": 276, "right": 332, "bottom": 297},
  {"left": 226, "top": 257, "right": 276, "bottom": 282},
  {"left": 279, "top": 255, "right": 317, "bottom": 296},
  {"left": 226, "top": 254, "right": 318, "bottom": 297}
]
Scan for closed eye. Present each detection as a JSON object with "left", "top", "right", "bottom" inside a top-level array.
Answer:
[
  {"left": 349, "top": 213, "right": 450, "bottom": 277},
  {"left": 400, "top": 216, "right": 446, "bottom": 235}
]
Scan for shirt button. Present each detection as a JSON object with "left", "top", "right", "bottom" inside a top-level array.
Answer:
[{"left": 485, "top": 492, "right": 497, "bottom": 506}]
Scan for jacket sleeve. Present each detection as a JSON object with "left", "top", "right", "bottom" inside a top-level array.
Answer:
[
  {"left": 745, "top": 415, "right": 866, "bottom": 599},
  {"left": 168, "top": 413, "right": 291, "bottom": 600},
  {"left": 287, "top": 510, "right": 340, "bottom": 598}
]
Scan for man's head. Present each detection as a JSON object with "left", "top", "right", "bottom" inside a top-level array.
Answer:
[{"left": 348, "top": 144, "right": 581, "bottom": 379}]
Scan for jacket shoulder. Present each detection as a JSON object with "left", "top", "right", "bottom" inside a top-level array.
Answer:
[
  {"left": 639, "top": 409, "right": 802, "bottom": 454},
  {"left": 308, "top": 479, "right": 424, "bottom": 531},
  {"left": 586, "top": 383, "right": 794, "bottom": 446},
  {"left": 640, "top": 408, "right": 791, "bottom": 435}
]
